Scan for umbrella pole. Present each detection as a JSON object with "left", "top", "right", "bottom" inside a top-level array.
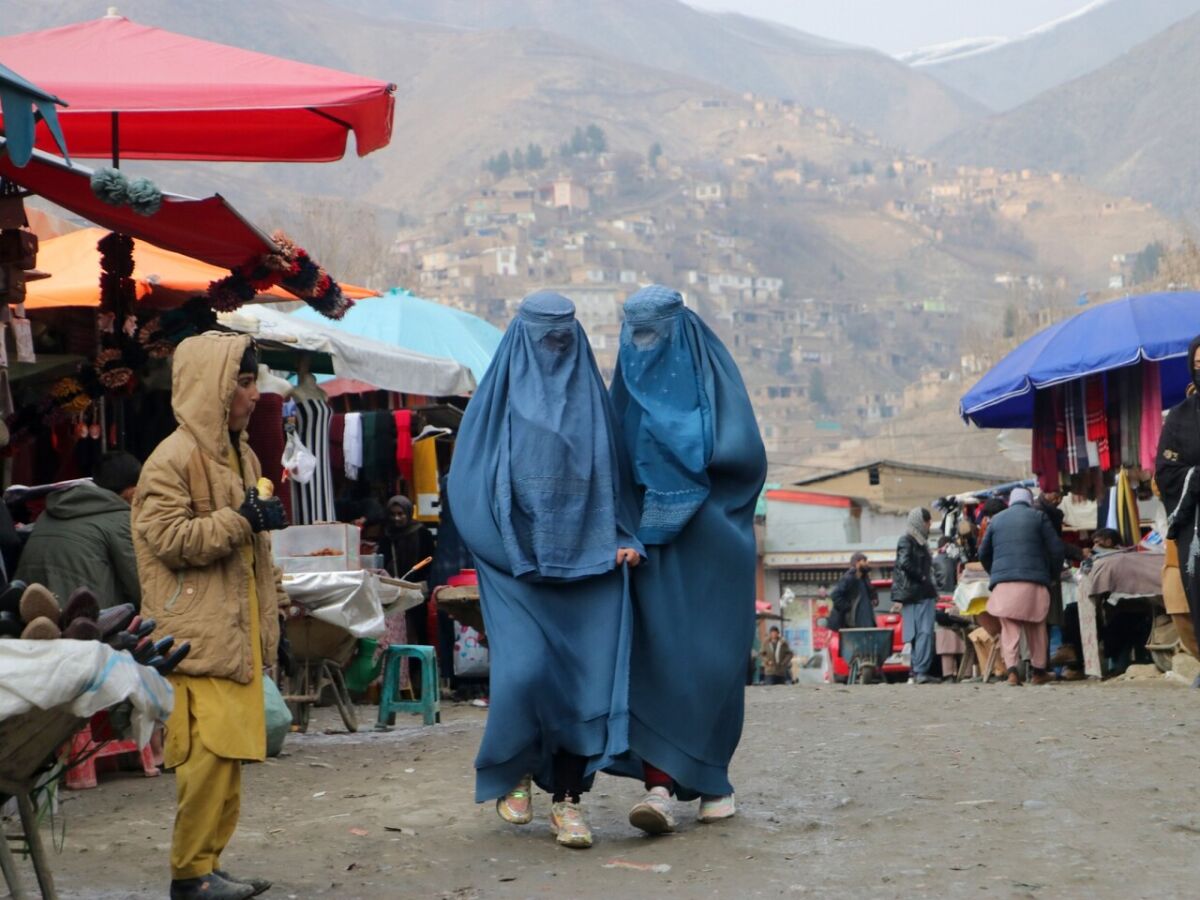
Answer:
[{"left": 111, "top": 111, "right": 119, "bottom": 169}]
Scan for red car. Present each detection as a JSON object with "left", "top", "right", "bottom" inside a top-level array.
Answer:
[{"left": 817, "top": 579, "right": 954, "bottom": 684}]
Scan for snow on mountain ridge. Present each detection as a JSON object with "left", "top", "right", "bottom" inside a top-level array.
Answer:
[{"left": 902, "top": 0, "right": 1113, "bottom": 66}]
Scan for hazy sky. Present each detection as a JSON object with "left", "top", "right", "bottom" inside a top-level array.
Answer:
[{"left": 685, "top": 0, "right": 1093, "bottom": 54}]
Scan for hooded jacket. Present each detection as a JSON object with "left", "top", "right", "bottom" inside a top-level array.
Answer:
[
  {"left": 132, "top": 333, "right": 286, "bottom": 683},
  {"left": 14, "top": 483, "right": 141, "bottom": 610}
]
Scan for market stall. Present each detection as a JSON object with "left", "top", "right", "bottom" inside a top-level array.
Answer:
[{"left": 959, "top": 292, "right": 1199, "bottom": 675}]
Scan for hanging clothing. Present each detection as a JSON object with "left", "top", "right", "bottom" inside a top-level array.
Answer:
[
  {"left": 246, "top": 392, "right": 291, "bottom": 522},
  {"left": 1031, "top": 389, "right": 1061, "bottom": 493},
  {"left": 343, "top": 412, "right": 363, "bottom": 481},
  {"left": 329, "top": 413, "right": 345, "bottom": 477},
  {"left": 447, "top": 291, "right": 643, "bottom": 803},
  {"left": 604, "top": 285, "right": 767, "bottom": 800},
  {"left": 393, "top": 410, "right": 414, "bottom": 484},
  {"left": 1085, "top": 376, "right": 1110, "bottom": 470},
  {"left": 289, "top": 398, "right": 336, "bottom": 524},
  {"left": 1115, "top": 468, "right": 1141, "bottom": 546},
  {"left": 1140, "top": 360, "right": 1163, "bottom": 471}
]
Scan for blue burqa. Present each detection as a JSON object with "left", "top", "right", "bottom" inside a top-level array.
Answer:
[
  {"left": 608, "top": 286, "right": 767, "bottom": 799},
  {"left": 448, "top": 292, "right": 643, "bottom": 802}
]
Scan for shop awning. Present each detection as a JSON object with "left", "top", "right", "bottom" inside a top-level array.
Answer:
[
  {"left": 218, "top": 305, "right": 476, "bottom": 397},
  {"left": 0, "top": 139, "right": 273, "bottom": 270},
  {"left": 960, "top": 291, "right": 1200, "bottom": 428},
  {"left": 25, "top": 228, "right": 378, "bottom": 311},
  {"left": 0, "top": 14, "right": 395, "bottom": 163}
]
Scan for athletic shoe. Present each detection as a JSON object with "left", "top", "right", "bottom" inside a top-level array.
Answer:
[
  {"left": 549, "top": 801, "right": 593, "bottom": 848},
  {"left": 496, "top": 775, "right": 533, "bottom": 825},
  {"left": 629, "top": 786, "right": 676, "bottom": 835},
  {"left": 698, "top": 794, "right": 736, "bottom": 823}
]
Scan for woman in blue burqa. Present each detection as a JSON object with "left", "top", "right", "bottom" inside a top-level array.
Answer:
[
  {"left": 448, "top": 291, "right": 643, "bottom": 849},
  {"left": 607, "top": 285, "right": 767, "bottom": 834}
]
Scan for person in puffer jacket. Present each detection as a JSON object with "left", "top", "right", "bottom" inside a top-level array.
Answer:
[
  {"left": 979, "top": 487, "right": 1065, "bottom": 687},
  {"left": 132, "top": 333, "right": 289, "bottom": 900}
]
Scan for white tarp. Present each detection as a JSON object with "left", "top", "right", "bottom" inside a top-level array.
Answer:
[
  {"left": 282, "top": 570, "right": 389, "bottom": 639},
  {"left": 0, "top": 641, "right": 173, "bottom": 747},
  {"left": 218, "top": 305, "right": 476, "bottom": 397}
]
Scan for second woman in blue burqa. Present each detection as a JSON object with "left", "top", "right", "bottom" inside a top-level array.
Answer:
[
  {"left": 448, "top": 291, "right": 643, "bottom": 849},
  {"left": 607, "top": 285, "right": 767, "bottom": 833}
]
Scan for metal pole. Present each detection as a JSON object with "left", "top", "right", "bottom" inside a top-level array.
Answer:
[
  {"left": 16, "top": 793, "right": 55, "bottom": 900},
  {"left": 110, "top": 111, "right": 119, "bottom": 169},
  {"left": 0, "top": 825, "right": 29, "bottom": 900}
]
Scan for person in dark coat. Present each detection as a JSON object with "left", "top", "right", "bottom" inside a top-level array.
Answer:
[
  {"left": 1156, "top": 335, "right": 1200, "bottom": 682},
  {"left": 380, "top": 495, "right": 435, "bottom": 581},
  {"left": 892, "top": 507, "right": 938, "bottom": 684},
  {"left": 979, "top": 487, "right": 1065, "bottom": 686},
  {"left": 931, "top": 536, "right": 959, "bottom": 595},
  {"left": 829, "top": 552, "right": 878, "bottom": 630}
]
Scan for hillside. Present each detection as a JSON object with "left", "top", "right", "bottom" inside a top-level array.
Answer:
[
  {"left": 337, "top": 0, "right": 984, "bottom": 150},
  {"left": 933, "top": 12, "right": 1200, "bottom": 221},
  {"left": 904, "top": 0, "right": 1200, "bottom": 111}
]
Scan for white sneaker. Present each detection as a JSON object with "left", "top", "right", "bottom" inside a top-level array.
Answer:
[
  {"left": 628, "top": 785, "right": 676, "bottom": 835},
  {"left": 698, "top": 794, "right": 736, "bottom": 823}
]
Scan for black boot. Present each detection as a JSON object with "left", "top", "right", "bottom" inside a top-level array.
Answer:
[
  {"left": 169, "top": 874, "right": 254, "bottom": 900},
  {"left": 214, "top": 870, "right": 272, "bottom": 896}
]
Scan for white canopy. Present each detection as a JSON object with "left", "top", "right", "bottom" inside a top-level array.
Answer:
[{"left": 218, "top": 305, "right": 476, "bottom": 396}]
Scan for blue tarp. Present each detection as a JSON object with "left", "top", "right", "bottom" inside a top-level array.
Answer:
[
  {"left": 291, "top": 288, "right": 503, "bottom": 383},
  {"left": 959, "top": 291, "right": 1200, "bottom": 428}
]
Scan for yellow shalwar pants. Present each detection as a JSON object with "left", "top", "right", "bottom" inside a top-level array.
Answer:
[{"left": 167, "top": 468, "right": 266, "bottom": 880}]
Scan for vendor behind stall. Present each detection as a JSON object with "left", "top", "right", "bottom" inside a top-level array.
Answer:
[
  {"left": 380, "top": 495, "right": 434, "bottom": 581},
  {"left": 15, "top": 452, "right": 142, "bottom": 609}
]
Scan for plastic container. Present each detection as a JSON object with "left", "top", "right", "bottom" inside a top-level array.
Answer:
[{"left": 273, "top": 523, "right": 361, "bottom": 574}]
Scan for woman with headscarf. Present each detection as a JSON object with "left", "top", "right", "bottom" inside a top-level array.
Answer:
[
  {"left": 448, "top": 292, "right": 643, "bottom": 850},
  {"left": 892, "top": 507, "right": 939, "bottom": 684},
  {"left": 604, "top": 285, "right": 767, "bottom": 835},
  {"left": 1156, "top": 335, "right": 1200, "bottom": 678}
]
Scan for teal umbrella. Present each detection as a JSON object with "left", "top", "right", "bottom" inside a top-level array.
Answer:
[
  {"left": 291, "top": 288, "right": 503, "bottom": 383},
  {"left": 0, "top": 62, "right": 69, "bottom": 166}
]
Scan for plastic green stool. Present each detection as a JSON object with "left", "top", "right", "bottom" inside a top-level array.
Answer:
[{"left": 375, "top": 644, "right": 441, "bottom": 728}]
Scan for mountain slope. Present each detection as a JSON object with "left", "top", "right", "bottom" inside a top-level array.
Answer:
[
  {"left": 907, "top": 0, "right": 1200, "bottom": 111},
  {"left": 338, "top": 0, "right": 983, "bottom": 150},
  {"left": 933, "top": 12, "right": 1200, "bottom": 220}
]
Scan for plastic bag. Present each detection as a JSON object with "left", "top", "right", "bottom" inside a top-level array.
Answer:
[
  {"left": 282, "top": 430, "right": 317, "bottom": 484},
  {"left": 264, "top": 675, "right": 293, "bottom": 757}
]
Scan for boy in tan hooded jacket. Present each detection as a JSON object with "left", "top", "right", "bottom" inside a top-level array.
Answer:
[{"left": 133, "top": 332, "right": 288, "bottom": 900}]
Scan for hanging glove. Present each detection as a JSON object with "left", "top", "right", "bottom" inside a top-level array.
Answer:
[{"left": 239, "top": 487, "right": 288, "bottom": 533}]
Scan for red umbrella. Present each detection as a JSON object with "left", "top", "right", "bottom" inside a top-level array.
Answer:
[{"left": 0, "top": 13, "right": 394, "bottom": 163}]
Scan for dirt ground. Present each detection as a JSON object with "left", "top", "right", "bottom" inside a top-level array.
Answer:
[{"left": 9, "top": 680, "right": 1200, "bottom": 900}]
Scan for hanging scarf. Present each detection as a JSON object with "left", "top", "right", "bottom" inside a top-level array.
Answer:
[
  {"left": 1140, "top": 359, "right": 1163, "bottom": 471},
  {"left": 1063, "top": 387, "right": 1082, "bottom": 475},
  {"left": 1085, "top": 375, "right": 1111, "bottom": 470}
]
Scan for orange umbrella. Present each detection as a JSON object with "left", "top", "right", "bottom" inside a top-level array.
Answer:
[{"left": 25, "top": 227, "right": 378, "bottom": 310}]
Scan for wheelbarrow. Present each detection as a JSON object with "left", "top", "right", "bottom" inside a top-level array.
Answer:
[
  {"left": 281, "top": 610, "right": 358, "bottom": 733},
  {"left": 837, "top": 628, "right": 895, "bottom": 685}
]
